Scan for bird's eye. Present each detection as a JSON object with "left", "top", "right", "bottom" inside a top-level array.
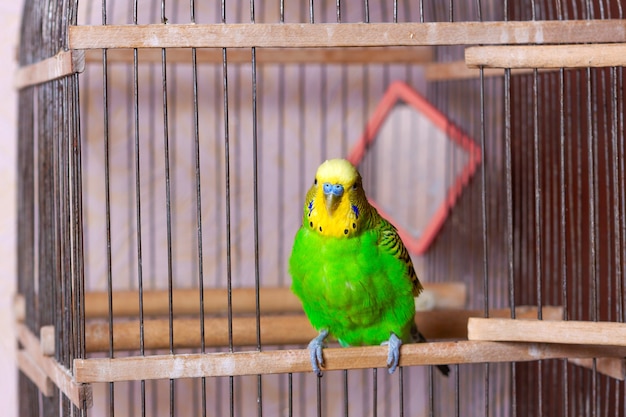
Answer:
[
  {"left": 352, "top": 182, "right": 359, "bottom": 190},
  {"left": 314, "top": 178, "right": 318, "bottom": 185}
]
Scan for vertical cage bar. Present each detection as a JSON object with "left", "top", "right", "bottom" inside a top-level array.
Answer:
[
  {"left": 428, "top": 366, "right": 434, "bottom": 417},
  {"left": 618, "top": 65, "right": 626, "bottom": 325},
  {"left": 532, "top": 68, "right": 542, "bottom": 321},
  {"left": 317, "top": 373, "right": 323, "bottom": 417},
  {"left": 372, "top": 368, "right": 377, "bottom": 417},
  {"left": 220, "top": 3, "right": 235, "bottom": 417},
  {"left": 59, "top": 97, "right": 70, "bottom": 411},
  {"left": 343, "top": 370, "right": 349, "bottom": 417},
  {"left": 100, "top": 3, "right": 115, "bottom": 416},
  {"left": 558, "top": 65, "right": 569, "bottom": 417},
  {"left": 504, "top": 65, "right": 517, "bottom": 417},
  {"left": 611, "top": 66, "right": 623, "bottom": 324},
  {"left": 157, "top": 0, "right": 176, "bottom": 408},
  {"left": 249, "top": 2, "right": 264, "bottom": 417},
  {"left": 585, "top": 64, "right": 599, "bottom": 417},
  {"left": 309, "top": 0, "right": 314, "bottom": 22},
  {"left": 189, "top": 0, "right": 207, "bottom": 414},
  {"left": 70, "top": 72, "right": 87, "bottom": 410},
  {"left": 478, "top": 65, "right": 490, "bottom": 417},
  {"left": 129, "top": 0, "right": 148, "bottom": 415},
  {"left": 531, "top": 67, "right": 544, "bottom": 417}
]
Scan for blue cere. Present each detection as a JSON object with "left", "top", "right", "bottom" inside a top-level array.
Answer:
[{"left": 323, "top": 183, "right": 344, "bottom": 197}]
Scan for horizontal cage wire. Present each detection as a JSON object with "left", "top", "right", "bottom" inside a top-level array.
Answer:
[{"left": 13, "top": 0, "right": 626, "bottom": 417}]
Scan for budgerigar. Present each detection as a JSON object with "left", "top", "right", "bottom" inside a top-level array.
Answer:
[{"left": 289, "top": 158, "right": 450, "bottom": 376}]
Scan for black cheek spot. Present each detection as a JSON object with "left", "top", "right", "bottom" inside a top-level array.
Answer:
[
  {"left": 352, "top": 223, "right": 357, "bottom": 229},
  {"left": 319, "top": 226, "right": 323, "bottom": 232},
  {"left": 344, "top": 229, "right": 348, "bottom": 235},
  {"left": 309, "top": 221, "right": 313, "bottom": 228}
]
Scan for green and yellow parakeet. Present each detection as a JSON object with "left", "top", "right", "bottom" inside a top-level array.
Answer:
[{"left": 289, "top": 158, "right": 450, "bottom": 376}]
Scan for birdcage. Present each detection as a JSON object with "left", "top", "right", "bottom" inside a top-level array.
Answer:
[{"left": 14, "top": 0, "right": 626, "bottom": 416}]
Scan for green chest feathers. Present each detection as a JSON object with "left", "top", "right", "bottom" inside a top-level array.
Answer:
[{"left": 289, "top": 227, "right": 416, "bottom": 345}]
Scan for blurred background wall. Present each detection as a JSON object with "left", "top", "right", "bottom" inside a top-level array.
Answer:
[{"left": 0, "top": 1, "right": 22, "bottom": 415}]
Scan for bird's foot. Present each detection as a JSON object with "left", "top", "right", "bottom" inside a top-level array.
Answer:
[
  {"left": 308, "top": 329, "right": 329, "bottom": 377},
  {"left": 381, "top": 333, "right": 402, "bottom": 374}
]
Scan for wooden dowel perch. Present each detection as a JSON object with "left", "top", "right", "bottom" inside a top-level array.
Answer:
[
  {"left": 69, "top": 21, "right": 626, "bottom": 50},
  {"left": 86, "top": 315, "right": 313, "bottom": 352},
  {"left": 424, "top": 60, "right": 556, "bottom": 81},
  {"left": 14, "top": 49, "right": 85, "bottom": 89},
  {"left": 468, "top": 317, "right": 626, "bottom": 380},
  {"left": 16, "top": 350, "right": 54, "bottom": 396},
  {"left": 84, "top": 46, "right": 433, "bottom": 65},
  {"left": 73, "top": 340, "right": 626, "bottom": 384},
  {"left": 16, "top": 324, "right": 93, "bottom": 408},
  {"left": 468, "top": 317, "right": 626, "bottom": 346},
  {"left": 83, "top": 306, "right": 559, "bottom": 353},
  {"left": 85, "top": 287, "right": 303, "bottom": 318},
  {"left": 465, "top": 43, "right": 626, "bottom": 69},
  {"left": 82, "top": 283, "right": 467, "bottom": 319}
]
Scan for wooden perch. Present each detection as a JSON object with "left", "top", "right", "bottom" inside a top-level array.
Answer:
[
  {"left": 13, "top": 294, "right": 25, "bottom": 323},
  {"left": 468, "top": 317, "right": 626, "bottom": 346},
  {"left": 425, "top": 61, "right": 506, "bottom": 81},
  {"left": 83, "top": 306, "right": 559, "bottom": 353},
  {"left": 69, "top": 20, "right": 626, "bottom": 50},
  {"left": 85, "top": 287, "right": 303, "bottom": 318},
  {"left": 40, "top": 326, "right": 55, "bottom": 356},
  {"left": 465, "top": 43, "right": 626, "bottom": 69},
  {"left": 81, "top": 283, "right": 467, "bottom": 319},
  {"left": 16, "top": 350, "right": 54, "bottom": 396},
  {"left": 85, "top": 315, "right": 314, "bottom": 352},
  {"left": 424, "top": 60, "right": 555, "bottom": 81},
  {"left": 83, "top": 46, "right": 433, "bottom": 65},
  {"left": 425, "top": 305, "right": 562, "bottom": 338},
  {"left": 16, "top": 324, "right": 93, "bottom": 408},
  {"left": 14, "top": 49, "right": 85, "bottom": 89},
  {"left": 468, "top": 317, "right": 626, "bottom": 380},
  {"left": 73, "top": 340, "right": 626, "bottom": 384}
]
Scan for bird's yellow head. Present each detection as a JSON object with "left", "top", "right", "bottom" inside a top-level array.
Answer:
[{"left": 303, "top": 159, "right": 371, "bottom": 238}]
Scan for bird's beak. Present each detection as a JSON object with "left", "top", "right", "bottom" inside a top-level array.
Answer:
[{"left": 325, "top": 193, "right": 341, "bottom": 216}]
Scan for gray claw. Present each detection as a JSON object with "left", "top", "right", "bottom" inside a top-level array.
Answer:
[
  {"left": 308, "top": 329, "right": 329, "bottom": 376},
  {"left": 382, "top": 333, "right": 402, "bottom": 374}
]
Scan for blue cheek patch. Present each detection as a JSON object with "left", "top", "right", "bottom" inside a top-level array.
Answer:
[
  {"left": 307, "top": 200, "right": 314, "bottom": 216},
  {"left": 351, "top": 205, "right": 359, "bottom": 219}
]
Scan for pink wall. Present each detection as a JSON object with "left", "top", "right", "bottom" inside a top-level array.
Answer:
[{"left": 0, "top": 1, "right": 22, "bottom": 416}]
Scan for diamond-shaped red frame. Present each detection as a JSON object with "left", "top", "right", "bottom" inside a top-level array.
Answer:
[{"left": 348, "top": 81, "right": 481, "bottom": 255}]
